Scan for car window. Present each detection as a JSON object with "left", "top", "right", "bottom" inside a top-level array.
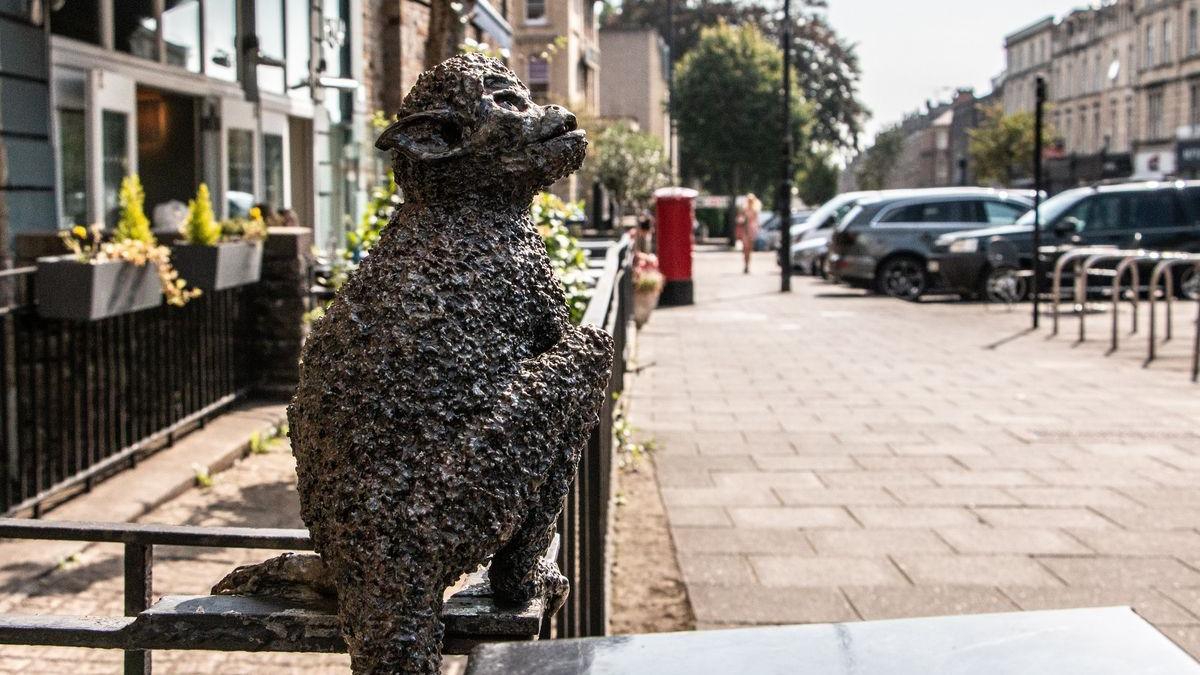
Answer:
[
  {"left": 879, "top": 200, "right": 972, "bottom": 224},
  {"left": 1130, "top": 191, "right": 1184, "bottom": 228},
  {"left": 982, "top": 201, "right": 1027, "bottom": 224},
  {"left": 1057, "top": 194, "right": 1127, "bottom": 232}
]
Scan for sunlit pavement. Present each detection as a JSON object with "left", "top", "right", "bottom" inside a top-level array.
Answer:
[{"left": 631, "top": 249, "right": 1200, "bottom": 656}]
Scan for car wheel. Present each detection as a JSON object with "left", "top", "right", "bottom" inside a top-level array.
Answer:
[
  {"left": 1179, "top": 266, "right": 1200, "bottom": 300},
  {"left": 875, "top": 256, "right": 927, "bottom": 301},
  {"left": 982, "top": 266, "right": 1028, "bottom": 303}
]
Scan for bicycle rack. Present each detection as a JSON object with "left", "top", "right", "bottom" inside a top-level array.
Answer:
[
  {"left": 1051, "top": 247, "right": 1121, "bottom": 336},
  {"left": 1078, "top": 250, "right": 1148, "bottom": 343},
  {"left": 1145, "top": 254, "right": 1200, "bottom": 365},
  {"left": 1109, "top": 252, "right": 1175, "bottom": 353}
]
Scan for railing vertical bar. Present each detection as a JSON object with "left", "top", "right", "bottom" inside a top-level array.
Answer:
[{"left": 123, "top": 542, "right": 153, "bottom": 674}]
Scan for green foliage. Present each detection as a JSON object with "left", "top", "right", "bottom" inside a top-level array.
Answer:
[
  {"left": 673, "top": 22, "right": 812, "bottom": 197},
  {"left": 855, "top": 125, "right": 906, "bottom": 190},
  {"left": 797, "top": 153, "right": 839, "bottom": 206},
  {"left": 593, "top": 122, "right": 670, "bottom": 216},
  {"left": 350, "top": 172, "right": 400, "bottom": 262},
  {"left": 532, "top": 193, "right": 591, "bottom": 325},
  {"left": 182, "top": 183, "right": 221, "bottom": 246},
  {"left": 613, "top": 392, "right": 656, "bottom": 471},
  {"left": 192, "top": 464, "right": 214, "bottom": 488},
  {"left": 607, "top": 0, "right": 866, "bottom": 151},
  {"left": 249, "top": 424, "right": 288, "bottom": 455},
  {"left": 114, "top": 175, "right": 154, "bottom": 244},
  {"left": 969, "top": 104, "right": 1057, "bottom": 186}
]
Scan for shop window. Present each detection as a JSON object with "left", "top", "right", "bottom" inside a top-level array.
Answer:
[
  {"left": 114, "top": 0, "right": 159, "bottom": 61},
  {"left": 162, "top": 0, "right": 201, "bottom": 73},
  {"left": 50, "top": 0, "right": 102, "bottom": 46},
  {"left": 228, "top": 129, "right": 256, "bottom": 217},
  {"left": 102, "top": 111, "right": 130, "bottom": 227},
  {"left": 257, "top": 0, "right": 286, "bottom": 94},
  {"left": 205, "top": 0, "right": 238, "bottom": 81}
]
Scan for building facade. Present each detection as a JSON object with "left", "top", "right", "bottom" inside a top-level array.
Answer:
[
  {"left": 509, "top": 0, "right": 600, "bottom": 200},
  {"left": 597, "top": 28, "right": 670, "bottom": 151},
  {"left": 0, "top": 0, "right": 513, "bottom": 260}
]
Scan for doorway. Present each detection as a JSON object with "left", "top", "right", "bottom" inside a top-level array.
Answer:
[{"left": 136, "top": 86, "right": 198, "bottom": 222}]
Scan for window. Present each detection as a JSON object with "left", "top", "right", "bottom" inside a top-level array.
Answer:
[
  {"left": 1190, "top": 8, "right": 1199, "bottom": 55},
  {"left": 1148, "top": 87, "right": 1165, "bottom": 138},
  {"left": 114, "top": 0, "right": 158, "bottom": 61},
  {"left": 1191, "top": 81, "right": 1200, "bottom": 128},
  {"left": 527, "top": 0, "right": 546, "bottom": 22},
  {"left": 55, "top": 69, "right": 88, "bottom": 227},
  {"left": 1094, "top": 107, "right": 1101, "bottom": 149},
  {"left": 1165, "top": 18, "right": 1174, "bottom": 63},
  {"left": 102, "top": 111, "right": 130, "bottom": 227},
  {"left": 205, "top": 0, "right": 238, "bottom": 81},
  {"left": 878, "top": 201, "right": 972, "bottom": 224},
  {"left": 263, "top": 133, "right": 285, "bottom": 211},
  {"left": 227, "top": 129, "right": 255, "bottom": 216},
  {"left": 287, "top": 1, "right": 313, "bottom": 97},
  {"left": 51, "top": 0, "right": 102, "bottom": 45},
  {"left": 528, "top": 56, "right": 550, "bottom": 101},
  {"left": 257, "top": 0, "right": 286, "bottom": 94},
  {"left": 1131, "top": 191, "right": 1184, "bottom": 228},
  {"left": 1147, "top": 23, "right": 1156, "bottom": 66},
  {"left": 1060, "top": 194, "right": 1128, "bottom": 233},
  {"left": 982, "top": 201, "right": 1028, "bottom": 224},
  {"left": 162, "top": 0, "right": 201, "bottom": 73}
]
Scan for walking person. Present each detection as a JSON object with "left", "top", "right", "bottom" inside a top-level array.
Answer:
[{"left": 738, "top": 193, "right": 762, "bottom": 274}]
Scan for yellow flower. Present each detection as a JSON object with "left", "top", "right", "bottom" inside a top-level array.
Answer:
[
  {"left": 72, "top": 225, "right": 88, "bottom": 239},
  {"left": 249, "top": 207, "right": 263, "bottom": 221}
]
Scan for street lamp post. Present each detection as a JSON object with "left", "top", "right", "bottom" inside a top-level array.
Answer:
[
  {"left": 779, "top": 0, "right": 794, "bottom": 293},
  {"left": 1032, "top": 76, "right": 1046, "bottom": 328}
]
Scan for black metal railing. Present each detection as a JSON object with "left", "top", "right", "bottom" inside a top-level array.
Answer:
[
  {"left": 552, "top": 235, "right": 632, "bottom": 640},
  {"left": 0, "top": 268, "right": 251, "bottom": 515}
]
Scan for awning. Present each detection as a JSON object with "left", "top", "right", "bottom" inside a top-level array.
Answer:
[{"left": 473, "top": 0, "right": 514, "bottom": 50}]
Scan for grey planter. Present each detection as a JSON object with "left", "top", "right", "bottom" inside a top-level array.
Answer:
[
  {"left": 36, "top": 256, "right": 163, "bottom": 321},
  {"left": 171, "top": 241, "right": 264, "bottom": 291}
]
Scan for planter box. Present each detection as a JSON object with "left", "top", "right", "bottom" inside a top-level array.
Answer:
[
  {"left": 36, "top": 256, "right": 163, "bottom": 321},
  {"left": 171, "top": 241, "right": 264, "bottom": 291}
]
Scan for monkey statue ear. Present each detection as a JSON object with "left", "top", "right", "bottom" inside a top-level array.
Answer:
[{"left": 375, "top": 110, "right": 469, "bottom": 162}]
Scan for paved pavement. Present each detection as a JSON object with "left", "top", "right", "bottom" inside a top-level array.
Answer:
[{"left": 633, "top": 249, "right": 1200, "bottom": 657}]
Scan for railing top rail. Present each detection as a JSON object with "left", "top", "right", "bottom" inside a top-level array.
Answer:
[
  {"left": 581, "top": 235, "right": 631, "bottom": 329},
  {"left": 0, "top": 266, "right": 36, "bottom": 279},
  {"left": 0, "top": 518, "right": 312, "bottom": 550}
]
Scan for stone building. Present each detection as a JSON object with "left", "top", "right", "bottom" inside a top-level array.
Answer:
[
  {"left": 598, "top": 28, "right": 671, "bottom": 154},
  {"left": 508, "top": 0, "right": 601, "bottom": 201}
]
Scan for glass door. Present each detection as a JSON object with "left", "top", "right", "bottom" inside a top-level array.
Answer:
[{"left": 86, "top": 70, "right": 137, "bottom": 227}]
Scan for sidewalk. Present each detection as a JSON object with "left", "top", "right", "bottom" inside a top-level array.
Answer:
[{"left": 633, "top": 249, "right": 1200, "bottom": 657}]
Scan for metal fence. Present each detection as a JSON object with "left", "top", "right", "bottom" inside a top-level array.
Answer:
[{"left": 0, "top": 267, "right": 250, "bottom": 516}]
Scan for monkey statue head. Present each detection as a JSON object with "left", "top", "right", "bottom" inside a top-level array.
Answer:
[{"left": 377, "top": 53, "right": 587, "bottom": 202}]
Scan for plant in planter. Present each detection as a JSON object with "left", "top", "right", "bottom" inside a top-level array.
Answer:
[
  {"left": 170, "top": 184, "right": 267, "bottom": 292},
  {"left": 36, "top": 176, "right": 199, "bottom": 321},
  {"left": 632, "top": 251, "right": 665, "bottom": 329},
  {"left": 533, "top": 192, "right": 592, "bottom": 325}
]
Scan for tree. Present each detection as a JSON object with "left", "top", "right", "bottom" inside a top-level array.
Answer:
[
  {"left": 425, "top": 0, "right": 477, "bottom": 68},
  {"left": 797, "top": 153, "right": 838, "bottom": 206},
  {"left": 605, "top": 0, "right": 867, "bottom": 151},
  {"left": 672, "top": 22, "right": 811, "bottom": 198},
  {"left": 969, "top": 104, "right": 1055, "bottom": 186},
  {"left": 855, "top": 125, "right": 905, "bottom": 190},
  {"left": 592, "top": 122, "right": 670, "bottom": 217}
]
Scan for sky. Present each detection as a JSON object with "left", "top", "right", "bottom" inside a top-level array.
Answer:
[{"left": 822, "top": 0, "right": 1091, "bottom": 144}]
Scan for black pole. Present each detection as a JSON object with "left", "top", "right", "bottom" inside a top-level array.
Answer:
[
  {"left": 1032, "top": 76, "right": 1046, "bottom": 328},
  {"left": 666, "top": 0, "right": 676, "bottom": 182},
  {"left": 779, "top": 0, "right": 794, "bottom": 292}
]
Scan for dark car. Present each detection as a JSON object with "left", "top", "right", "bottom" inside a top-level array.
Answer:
[
  {"left": 932, "top": 181, "right": 1200, "bottom": 299},
  {"left": 787, "top": 191, "right": 879, "bottom": 274},
  {"left": 827, "top": 188, "right": 1035, "bottom": 300}
]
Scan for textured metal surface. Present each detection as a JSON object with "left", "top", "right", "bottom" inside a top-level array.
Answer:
[
  {"left": 287, "top": 54, "right": 613, "bottom": 673},
  {"left": 467, "top": 607, "right": 1200, "bottom": 675}
]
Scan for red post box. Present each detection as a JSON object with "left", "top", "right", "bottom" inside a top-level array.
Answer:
[{"left": 654, "top": 187, "right": 697, "bottom": 306}]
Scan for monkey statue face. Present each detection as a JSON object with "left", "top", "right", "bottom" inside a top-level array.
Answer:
[{"left": 377, "top": 54, "right": 587, "bottom": 200}]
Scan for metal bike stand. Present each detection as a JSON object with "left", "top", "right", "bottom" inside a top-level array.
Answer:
[
  {"left": 1109, "top": 253, "right": 1163, "bottom": 353},
  {"left": 1051, "top": 247, "right": 1119, "bottom": 336},
  {"left": 1145, "top": 254, "right": 1200, "bottom": 365},
  {"left": 1078, "top": 250, "right": 1147, "bottom": 343}
]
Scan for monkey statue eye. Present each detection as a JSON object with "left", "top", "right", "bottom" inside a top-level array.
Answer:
[{"left": 493, "top": 91, "right": 528, "bottom": 112}]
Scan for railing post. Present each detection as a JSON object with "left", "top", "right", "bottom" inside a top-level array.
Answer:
[{"left": 124, "top": 542, "right": 153, "bottom": 674}]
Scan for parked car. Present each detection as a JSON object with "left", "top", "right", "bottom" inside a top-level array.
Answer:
[
  {"left": 787, "top": 192, "right": 879, "bottom": 274},
  {"left": 931, "top": 181, "right": 1200, "bottom": 300},
  {"left": 827, "top": 188, "right": 1035, "bottom": 300},
  {"left": 756, "top": 209, "right": 814, "bottom": 251}
]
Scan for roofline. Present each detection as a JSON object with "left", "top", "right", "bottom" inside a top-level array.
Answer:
[{"left": 1005, "top": 16, "right": 1056, "bottom": 46}]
